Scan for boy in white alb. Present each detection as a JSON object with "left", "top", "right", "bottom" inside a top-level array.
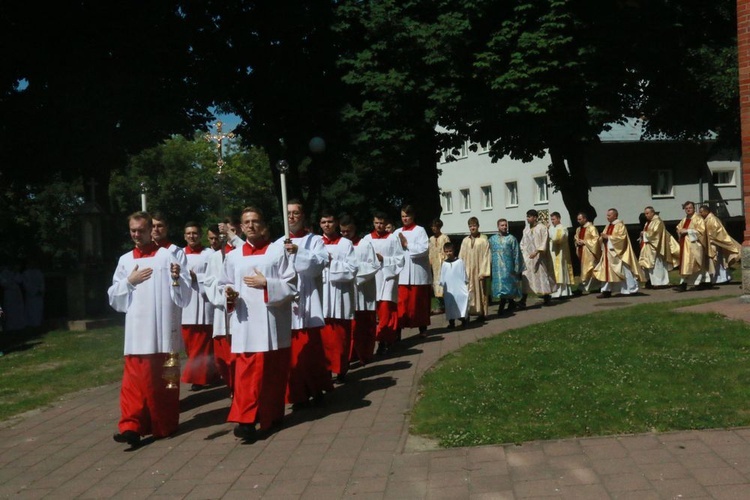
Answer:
[{"left": 439, "top": 242, "right": 469, "bottom": 329}]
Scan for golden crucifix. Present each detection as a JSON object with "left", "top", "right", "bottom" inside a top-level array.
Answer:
[{"left": 204, "top": 121, "right": 236, "bottom": 175}]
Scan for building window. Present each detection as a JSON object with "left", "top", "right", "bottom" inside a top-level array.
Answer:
[
  {"left": 481, "top": 185, "right": 493, "bottom": 210},
  {"left": 458, "top": 141, "right": 468, "bottom": 159},
  {"left": 442, "top": 191, "right": 453, "bottom": 213},
  {"left": 505, "top": 181, "right": 518, "bottom": 208},
  {"left": 460, "top": 188, "right": 471, "bottom": 212},
  {"left": 651, "top": 170, "right": 674, "bottom": 198},
  {"left": 534, "top": 176, "right": 549, "bottom": 204},
  {"left": 712, "top": 169, "right": 736, "bottom": 186}
]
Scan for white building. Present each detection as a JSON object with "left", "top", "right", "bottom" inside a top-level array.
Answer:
[{"left": 437, "top": 120, "right": 742, "bottom": 236}]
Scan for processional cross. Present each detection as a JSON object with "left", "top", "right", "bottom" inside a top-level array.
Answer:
[{"left": 205, "top": 121, "right": 236, "bottom": 175}]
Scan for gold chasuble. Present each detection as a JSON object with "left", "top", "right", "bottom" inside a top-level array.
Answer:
[
  {"left": 549, "top": 224, "right": 574, "bottom": 284},
  {"left": 675, "top": 215, "right": 707, "bottom": 277},
  {"left": 593, "top": 220, "right": 644, "bottom": 283},
  {"left": 703, "top": 213, "right": 741, "bottom": 268},
  {"left": 638, "top": 215, "right": 677, "bottom": 270},
  {"left": 575, "top": 222, "right": 601, "bottom": 282},
  {"left": 458, "top": 234, "right": 491, "bottom": 316}
]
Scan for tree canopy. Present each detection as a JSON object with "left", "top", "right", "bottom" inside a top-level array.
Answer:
[{"left": 0, "top": 0, "right": 739, "bottom": 264}]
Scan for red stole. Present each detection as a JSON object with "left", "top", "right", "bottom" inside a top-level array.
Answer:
[
  {"left": 402, "top": 223, "right": 416, "bottom": 231},
  {"left": 133, "top": 243, "right": 159, "bottom": 259},
  {"left": 185, "top": 245, "right": 204, "bottom": 255},
  {"left": 322, "top": 234, "right": 341, "bottom": 245},
  {"left": 156, "top": 240, "right": 172, "bottom": 249},
  {"left": 369, "top": 231, "right": 389, "bottom": 239},
  {"left": 351, "top": 237, "right": 361, "bottom": 247},
  {"left": 289, "top": 229, "right": 309, "bottom": 239}
]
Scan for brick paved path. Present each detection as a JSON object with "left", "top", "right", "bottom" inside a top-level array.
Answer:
[{"left": 2, "top": 286, "right": 750, "bottom": 499}]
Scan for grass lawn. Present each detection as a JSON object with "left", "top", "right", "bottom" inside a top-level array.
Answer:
[
  {"left": 411, "top": 298, "right": 750, "bottom": 447},
  {"left": 0, "top": 326, "right": 124, "bottom": 422}
]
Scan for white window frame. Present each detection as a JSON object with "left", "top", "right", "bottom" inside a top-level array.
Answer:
[
  {"left": 442, "top": 191, "right": 453, "bottom": 214},
  {"left": 460, "top": 188, "right": 471, "bottom": 212},
  {"left": 505, "top": 181, "right": 519, "bottom": 208},
  {"left": 651, "top": 169, "right": 674, "bottom": 198},
  {"left": 480, "top": 185, "right": 493, "bottom": 210},
  {"left": 712, "top": 169, "right": 736, "bottom": 187},
  {"left": 457, "top": 141, "right": 469, "bottom": 159},
  {"left": 534, "top": 176, "right": 549, "bottom": 205}
]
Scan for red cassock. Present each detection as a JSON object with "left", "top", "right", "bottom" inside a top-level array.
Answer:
[
  {"left": 286, "top": 327, "right": 334, "bottom": 403},
  {"left": 181, "top": 245, "right": 219, "bottom": 385},
  {"left": 351, "top": 310, "right": 376, "bottom": 364},
  {"left": 222, "top": 240, "right": 295, "bottom": 430}
]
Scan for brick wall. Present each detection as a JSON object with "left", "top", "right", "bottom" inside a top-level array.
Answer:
[{"left": 739, "top": 0, "right": 750, "bottom": 244}]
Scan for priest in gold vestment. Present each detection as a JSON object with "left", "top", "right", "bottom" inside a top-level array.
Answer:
[
  {"left": 675, "top": 201, "right": 709, "bottom": 291},
  {"left": 593, "top": 208, "right": 644, "bottom": 298},
  {"left": 458, "top": 217, "right": 491, "bottom": 320},
  {"left": 638, "top": 206, "right": 678, "bottom": 288},
  {"left": 548, "top": 212, "right": 574, "bottom": 298},
  {"left": 699, "top": 205, "right": 741, "bottom": 285},
  {"left": 574, "top": 212, "right": 601, "bottom": 293}
]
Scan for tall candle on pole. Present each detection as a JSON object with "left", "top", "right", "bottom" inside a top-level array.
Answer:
[
  {"left": 140, "top": 182, "right": 147, "bottom": 211},
  {"left": 276, "top": 159, "right": 291, "bottom": 240}
]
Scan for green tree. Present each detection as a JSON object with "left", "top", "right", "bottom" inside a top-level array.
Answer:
[
  {"left": 109, "top": 134, "right": 275, "bottom": 248},
  {"left": 180, "top": 0, "right": 347, "bottom": 216},
  {"left": 0, "top": 2, "right": 210, "bottom": 210},
  {"left": 454, "top": 0, "right": 738, "bottom": 222},
  {"left": 335, "top": 0, "right": 475, "bottom": 226},
  {"left": 0, "top": 176, "right": 84, "bottom": 269}
]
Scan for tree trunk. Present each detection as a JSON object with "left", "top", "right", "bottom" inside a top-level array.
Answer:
[
  {"left": 411, "top": 126, "right": 443, "bottom": 227},
  {"left": 548, "top": 142, "right": 598, "bottom": 225}
]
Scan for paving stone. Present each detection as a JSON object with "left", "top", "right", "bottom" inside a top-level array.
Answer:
[{"left": 1, "top": 291, "right": 749, "bottom": 500}]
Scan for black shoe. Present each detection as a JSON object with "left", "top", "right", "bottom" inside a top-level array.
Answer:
[
  {"left": 673, "top": 283, "right": 687, "bottom": 292},
  {"left": 474, "top": 315, "right": 486, "bottom": 323},
  {"left": 233, "top": 423, "right": 258, "bottom": 443},
  {"left": 572, "top": 289, "right": 583, "bottom": 297},
  {"left": 596, "top": 291, "right": 612, "bottom": 299},
  {"left": 291, "top": 400, "right": 312, "bottom": 411},
  {"left": 543, "top": 295, "right": 551, "bottom": 305},
  {"left": 312, "top": 391, "right": 325, "bottom": 407},
  {"left": 335, "top": 373, "right": 347, "bottom": 384},
  {"left": 190, "top": 384, "right": 206, "bottom": 392},
  {"left": 113, "top": 430, "right": 140, "bottom": 446},
  {"left": 418, "top": 326, "right": 428, "bottom": 338},
  {"left": 516, "top": 301, "right": 526, "bottom": 310},
  {"left": 376, "top": 342, "right": 386, "bottom": 355},
  {"left": 459, "top": 319, "right": 467, "bottom": 328},
  {"left": 695, "top": 282, "right": 713, "bottom": 290}
]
